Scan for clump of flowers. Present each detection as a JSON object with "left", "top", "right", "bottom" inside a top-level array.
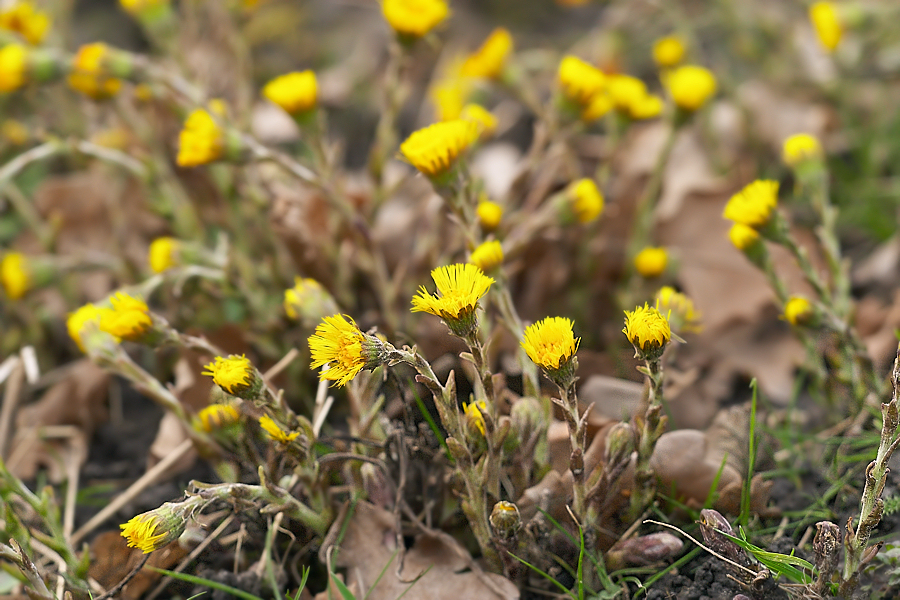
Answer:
[
  {"left": 666, "top": 65, "right": 717, "bottom": 112},
  {"left": 67, "top": 43, "right": 123, "bottom": 100},
  {"left": 399, "top": 119, "right": 479, "bottom": 180},
  {"left": 557, "top": 55, "right": 605, "bottom": 107},
  {"left": 634, "top": 246, "right": 668, "bottom": 278},
  {"left": 177, "top": 100, "right": 236, "bottom": 167},
  {"left": 203, "top": 355, "right": 264, "bottom": 400},
  {"left": 0, "top": 2, "right": 50, "bottom": 45},
  {"left": 461, "top": 27, "right": 512, "bottom": 80},
  {"left": 381, "top": 0, "right": 449, "bottom": 39},
  {"left": 263, "top": 70, "right": 317, "bottom": 116},
  {"left": 411, "top": 263, "right": 494, "bottom": 337},
  {"left": 722, "top": 179, "right": 779, "bottom": 229},
  {"left": 308, "top": 314, "right": 390, "bottom": 387}
]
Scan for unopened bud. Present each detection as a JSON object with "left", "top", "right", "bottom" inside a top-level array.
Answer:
[
  {"left": 120, "top": 497, "right": 200, "bottom": 553},
  {"left": 445, "top": 436, "right": 470, "bottom": 464},
  {"left": 604, "top": 421, "right": 636, "bottom": 466},
  {"left": 489, "top": 501, "right": 521, "bottom": 540}
]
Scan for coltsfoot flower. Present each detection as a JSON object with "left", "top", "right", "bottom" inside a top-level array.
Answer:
[
  {"left": 464, "top": 399, "right": 488, "bottom": 436},
  {"left": 722, "top": 180, "right": 779, "bottom": 228},
  {"left": 177, "top": 100, "right": 233, "bottom": 167},
  {"left": 634, "top": 247, "right": 668, "bottom": 278},
  {"left": 99, "top": 292, "right": 153, "bottom": 342},
  {"left": 0, "top": 44, "right": 28, "bottom": 93},
  {"left": 259, "top": 415, "right": 300, "bottom": 443},
  {"left": 67, "top": 43, "right": 123, "bottom": 100},
  {"left": 196, "top": 403, "right": 240, "bottom": 432},
  {"left": 67, "top": 303, "right": 107, "bottom": 352},
  {"left": 784, "top": 296, "right": 815, "bottom": 326},
  {"left": 308, "top": 314, "right": 390, "bottom": 387},
  {"left": 655, "top": 286, "right": 701, "bottom": 333},
  {"left": 284, "top": 277, "right": 339, "bottom": 326},
  {"left": 490, "top": 501, "right": 521, "bottom": 540},
  {"left": 667, "top": 65, "right": 717, "bottom": 112},
  {"left": 810, "top": 2, "right": 841, "bottom": 52},
  {"left": 522, "top": 316, "right": 579, "bottom": 387},
  {"left": 430, "top": 75, "right": 471, "bottom": 121},
  {"left": 461, "top": 27, "right": 512, "bottom": 80},
  {"left": 262, "top": 70, "right": 317, "bottom": 116},
  {"left": 411, "top": 264, "right": 494, "bottom": 337},
  {"left": 382, "top": 0, "right": 449, "bottom": 39},
  {"left": 149, "top": 237, "right": 179, "bottom": 273},
  {"left": 623, "top": 304, "right": 671, "bottom": 360},
  {"left": 120, "top": 501, "right": 187, "bottom": 553},
  {"left": 460, "top": 103, "right": 497, "bottom": 140},
  {"left": 468, "top": 240, "right": 504, "bottom": 273},
  {"left": 581, "top": 92, "right": 613, "bottom": 121},
  {"left": 558, "top": 55, "right": 605, "bottom": 106},
  {"left": 0, "top": 2, "right": 50, "bottom": 45},
  {"left": 476, "top": 199, "right": 503, "bottom": 231},
  {"left": 1, "top": 252, "right": 30, "bottom": 299},
  {"left": 400, "top": 119, "right": 479, "bottom": 179},
  {"left": 653, "top": 36, "right": 685, "bottom": 69},
  {"left": 728, "top": 222, "right": 761, "bottom": 251},
  {"left": 627, "top": 94, "right": 664, "bottom": 120},
  {"left": 563, "top": 178, "right": 604, "bottom": 224},
  {"left": 783, "top": 133, "right": 822, "bottom": 167},
  {"left": 608, "top": 75, "right": 648, "bottom": 112},
  {"left": 203, "top": 355, "right": 264, "bottom": 400}
]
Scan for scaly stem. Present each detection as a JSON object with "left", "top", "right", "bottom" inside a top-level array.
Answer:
[{"left": 629, "top": 357, "right": 668, "bottom": 520}]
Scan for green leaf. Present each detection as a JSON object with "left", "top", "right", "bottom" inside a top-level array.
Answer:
[
  {"left": 330, "top": 572, "right": 357, "bottom": 600},
  {"left": 147, "top": 567, "right": 264, "bottom": 600}
]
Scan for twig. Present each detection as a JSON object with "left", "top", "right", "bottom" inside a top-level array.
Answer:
[
  {"left": 0, "top": 359, "right": 23, "bottom": 459},
  {"left": 644, "top": 519, "right": 758, "bottom": 577},
  {"left": 263, "top": 349, "right": 300, "bottom": 381}
]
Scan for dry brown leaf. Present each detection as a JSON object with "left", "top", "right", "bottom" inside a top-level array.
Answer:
[
  {"left": 88, "top": 530, "right": 191, "bottom": 600},
  {"left": 321, "top": 501, "right": 519, "bottom": 600}
]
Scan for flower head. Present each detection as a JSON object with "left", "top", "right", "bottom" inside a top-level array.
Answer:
[
  {"left": 653, "top": 36, "right": 685, "bottom": 69},
  {"left": 623, "top": 304, "right": 671, "bottom": 359},
  {"left": 476, "top": 199, "right": 503, "bottom": 231},
  {"left": 461, "top": 27, "right": 512, "bottom": 80},
  {"left": 558, "top": 55, "right": 605, "bottom": 106},
  {"left": 67, "top": 304, "right": 106, "bottom": 352},
  {"left": 460, "top": 103, "right": 497, "bottom": 140},
  {"left": 564, "top": 178, "right": 604, "bottom": 224},
  {"left": 263, "top": 70, "right": 317, "bottom": 116},
  {"left": 634, "top": 247, "right": 668, "bottom": 278},
  {"left": 0, "top": 3, "right": 50, "bottom": 45},
  {"left": 1, "top": 252, "right": 30, "bottom": 299},
  {"left": 382, "top": 0, "right": 449, "bottom": 39},
  {"left": 810, "top": 2, "right": 841, "bottom": 52},
  {"left": 259, "top": 415, "right": 300, "bottom": 443},
  {"left": 667, "top": 65, "right": 716, "bottom": 112},
  {"left": 723, "top": 180, "right": 779, "bottom": 228},
  {"left": 782, "top": 133, "right": 822, "bottom": 167},
  {"left": 149, "top": 237, "right": 179, "bottom": 273},
  {"left": 196, "top": 403, "right": 240, "bottom": 432},
  {"left": 411, "top": 264, "right": 494, "bottom": 337},
  {"left": 430, "top": 74, "right": 471, "bottom": 121},
  {"left": 627, "top": 94, "right": 664, "bottom": 120},
  {"left": 203, "top": 355, "right": 263, "bottom": 400},
  {"left": 728, "top": 222, "right": 761, "bottom": 251},
  {"left": 581, "top": 92, "right": 613, "bottom": 121},
  {"left": 284, "top": 277, "right": 339, "bottom": 325},
  {"left": 784, "top": 296, "right": 814, "bottom": 326},
  {"left": 308, "top": 314, "right": 388, "bottom": 387},
  {"left": 490, "top": 501, "right": 521, "bottom": 539},
  {"left": 120, "top": 502, "right": 186, "bottom": 553},
  {"left": 99, "top": 292, "right": 153, "bottom": 341},
  {"left": 608, "top": 75, "right": 647, "bottom": 112},
  {"left": 177, "top": 102, "right": 227, "bottom": 167},
  {"left": 468, "top": 240, "right": 504, "bottom": 272},
  {"left": 67, "top": 43, "right": 122, "bottom": 99},
  {"left": 464, "top": 400, "right": 487, "bottom": 436},
  {"left": 400, "top": 119, "right": 479, "bottom": 179},
  {"left": 522, "top": 316, "right": 580, "bottom": 372},
  {"left": 655, "top": 286, "right": 701, "bottom": 333},
  {"left": 0, "top": 44, "right": 28, "bottom": 93}
]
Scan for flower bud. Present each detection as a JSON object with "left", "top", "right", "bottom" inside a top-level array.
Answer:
[
  {"left": 202, "top": 355, "right": 265, "bottom": 401},
  {"left": 284, "top": 277, "right": 340, "bottom": 328},
  {"left": 604, "top": 421, "right": 636, "bottom": 466},
  {"left": 120, "top": 498, "right": 198, "bottom": 553},
  {"left": 489, "top": 501, "right": 521, "bottom": 540}
]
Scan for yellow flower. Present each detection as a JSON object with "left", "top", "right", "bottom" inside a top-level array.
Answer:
[
  {"left": 1, "top": 252, "right": 30, "bottom": 299},
  {"left": 521, "top": 316, "right": 580, "bottom": 372},
  {"left": 430, "top": 76, "right": 470, "bottom": 121},
  {"left": 120, "top": 503, "right": 185, "bottom": 553},
  {"left": 464, "top": 400, "right": 487, "bottom": 436},
  {"left": 565, "top": 178, "right": 604, "bottom": 224},
  {"left": 177, "top": 102, "right": 227, "bottom": 167},
  {"left": 461, "top": 27, "right": 512, "bottom": 80},
  {"left": 284, "top": 277, "right": 339, "bottom": 326},
  {"left": 460, "top": 103, "right": 497, "bottom": 139},
  {"left": 634, "top": 247, "right": 668, "bottom": 278},
  {"left": 203, "top": 355, "right": 261, "bottom": 399},
  {"left": 259, "top": 415, "right": 300, "bottom": 443},
  {"left": 623, "top": 304, "right": 671, "bottom": 357},
  {"left": 382, "top": 0, "right": 449, "bottom": 38},
  {"left": 653, "top": 36, "right": 685, "bottom": 69},
  {"left": 309, "top": 314, "right": 384, "bottom": 387},
  {"left": 0, "top": 44, "right": 28, "bottom": 93},
  {"left": 782, "top": 133, "right": 822, "bottom": 167},
  {"left": 468, "top": 240, "right": 504, "bottom": 272},
  {"left": 99, "top": 292, "right": 153, "bottom": 341},
  {"left": 558, "top": 55, "right": 605, "bottom": 106},
  {"left": 627, "top": 94, "right": 663, "bottom": 120},
  {"left": 400, "top": 119, "right": 479, "bottom": 178},
  {"left": 67, "top": 304, "right": 105, "bottom": 352},
  {"left": 149, "top": 237, "right": 179, "bottom": 273},
  {"left": 608, "top": 74, "right": 647, "bottom": 112},
  {"left": 655, "top": 286, "right": 701, "bottom": 333},
  {"left": 262, "top": 70, "right": 317, "bottom": 115},
  {"left": 728, "top": 222, "right": 761, "bottom": 251},
  {"left": 477, "top": 199, "right": 503, "bottom": 231},
  {"left": 0, "top": 3, "right": 50, "bottom": 45},
  {"left": 411, "top": 264, "right": 494, "bottom": 336},
  {"left": 67, "top": 43, "right": 122, "bottom": 100},
  {"left": 581, "top": 92, "right": 613, "bottom": 121},
  {"left": 667, "top": 65, "right": 716, "bottom": 112},
  {"left": 784, "top": 296, "right": 814, "bottom": 326},
  {"left": 197, "top": 403, "right": 240, "bottom": 432},
  {"left": 722, "top": 180, "right": 779, "bottom": 228},
  {"left": 810, "top": 2, "right": 841, "bottom": 52}
]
